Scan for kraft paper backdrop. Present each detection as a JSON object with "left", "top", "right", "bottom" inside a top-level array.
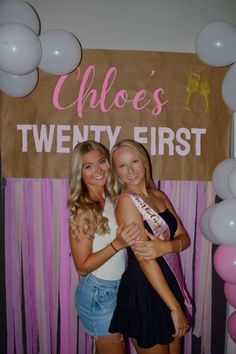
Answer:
[{"left": 0, "top": 49, "right": 231, "bottom": 180}]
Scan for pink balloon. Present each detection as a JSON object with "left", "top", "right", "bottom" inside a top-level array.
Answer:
[
  {"left": 227, "top": 311, "right": 236, "bottom": 343},
  {"left": 213, "top": 245, "right": 236, "bottom": 284},
  {"left": 224, "top": 283, "right": 236, "bottom": 308}
]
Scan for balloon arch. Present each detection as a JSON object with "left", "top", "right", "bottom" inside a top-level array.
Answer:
[
  {"left": 196, "top": 20, "right": 236, "bottom": 344},
  {"left": 0, "top": 0, "right": 82, "bottom": 97}
]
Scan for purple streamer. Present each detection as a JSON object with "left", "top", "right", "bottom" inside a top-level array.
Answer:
[
  {"left": 12, "top": 180, "right": 24, "bottom": 354},
  {"left": 5, "top": 179, "right": 14, "bottom": 354},
  {"left": 41, "top": 180, "right": 54, "bottom": 353},
  {"left": 59, "top": 180, "right": 71, "bottom": 354},
  {"left": 52, "top": 179, "right": 62, "bottom": 354}
]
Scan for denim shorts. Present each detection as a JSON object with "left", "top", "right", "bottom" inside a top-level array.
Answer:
[{"left": 75, "top": 273, "right": 120, "bottom": 336}]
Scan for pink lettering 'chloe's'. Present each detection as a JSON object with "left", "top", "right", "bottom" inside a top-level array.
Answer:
[{"left": 53, "top": 65, "right": 168, "bottom": 119}]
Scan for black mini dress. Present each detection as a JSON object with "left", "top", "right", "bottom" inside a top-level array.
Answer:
[{"left": 109, "top": 209, "right": 185, "bottom": 348}]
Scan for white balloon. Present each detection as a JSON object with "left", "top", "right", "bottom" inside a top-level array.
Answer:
[
  {"left": 0, "top": 23, "right": 41, "bottom": 75},
  {"left": 39, "top": 30, "right": 82, "bottom": 75},
  {"left": 209, "top": 198, "right": 236, "bottom": 245},
  {"left": 212, "top": 158, "right": 236, "bottom": 199},
  {"left": 228, "top": 167, "right": 236, "bottom": 197},
  {"left": 199, "top": 205, "right": 220, "bottom": 244},
  {"left": 0, "top": 1, "right": 40, "bottom": 34},
  {"left": 195, "top": 21, "right": 236, "bottom": 67},
  {"left": 222, "top": 63, "right": 236, "bottom": 112},
  {"left": 0, "top": 69, "right": 38, "bottom": 97}
]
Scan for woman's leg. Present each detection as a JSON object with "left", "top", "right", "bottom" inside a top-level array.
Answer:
[
  {"left": 95, "top": 333, "right": 125, "bottom": 354},
  {"left": 169, "top": 337, "right": 182, "bottom": 354},
  {"left": 131, "top": 337, "right": 170, "bottom": 354}
]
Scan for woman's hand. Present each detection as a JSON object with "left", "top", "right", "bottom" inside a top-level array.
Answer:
[
  {"left": 113, "top": 221, "right": 142, "bottom": 250},
  {"left": 132, "top": 230, "right": 171, "bottom": 259},
  {"left": 171, "top": 305, "right": 190, "bottom": 337}
]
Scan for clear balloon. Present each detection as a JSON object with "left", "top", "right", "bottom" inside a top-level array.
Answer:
[
  {"left": 213, "top": 245, "right": 236, "bottom": 284},
  {"left": 212, "top": 158, "right": 236, "bottom": 199},
  {"left": 209, "top": 199, "right": 236, "bottom": 245},
  {"left": 227, "top": 311, "right": 236, "bottom": 343},
  {"left": 222, "top": 63, "right": 236, "bottom": 112},
  {"left": 0, "top": 23, "right": 42, "bottom": 75},
  {"left": 224, "top": 282, "right": 236, "bottom": 308},
  {"left": 39, "top": 30, "right": 82, "bottom": 75},
  {"left": 228, "top": 167, "right": 236, "bottom": 197},
  {"left": 0, "top": 69, "right": 38, "bottom": 97},
  {"left": 0, "top": 1, "right": 40, "bottom": 34},
  {"left": 195, "top": 21, "right": 236, "bottom": 67},
  {"left": 199, "top": 205, "right": 220, "bottom": 244}
]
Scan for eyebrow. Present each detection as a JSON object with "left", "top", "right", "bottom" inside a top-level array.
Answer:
[{"left": 82, "top": 157, "right": 106, "bottom": 167}]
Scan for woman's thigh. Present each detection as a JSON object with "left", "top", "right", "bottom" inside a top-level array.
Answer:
[
  {"left": 131, "top": 337, "right": 170, "bottom": 354},
  {"left": 95, "top": 333, "right": 125, "bottom": 354}
]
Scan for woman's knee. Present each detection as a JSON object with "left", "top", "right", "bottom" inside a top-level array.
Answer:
[{"left": 111, "top": 333, "right": 124, "bottom": 343}]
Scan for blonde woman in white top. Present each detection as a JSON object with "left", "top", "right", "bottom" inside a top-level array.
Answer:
[{"left": 68, "top": 140, "right": 142, "bottom": 354}]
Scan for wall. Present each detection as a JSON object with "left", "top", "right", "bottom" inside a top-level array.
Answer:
[{"left": 27, "top": 0, "right": 236, "bottom": 52}]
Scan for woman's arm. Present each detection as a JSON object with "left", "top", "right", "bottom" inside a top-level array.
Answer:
[
  {"left": 116, "top": 195, "right": 188, "bottom": 337},
  {"left": 133, "top": 190, "right": 190, "bottom": 259},
  {"left": 158, "top": 189, "right": 190, "bottom": 251},
  {"left": 70, "top": 215, "right": 141, "bottom": 276}
]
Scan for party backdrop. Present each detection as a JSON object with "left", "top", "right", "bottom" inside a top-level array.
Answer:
[{"left": 0, "top": 49, "right": 231, "bottom": 180}]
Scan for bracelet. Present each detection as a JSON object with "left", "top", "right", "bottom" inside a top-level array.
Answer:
[
  {"left": 170, "top": 303, "right": 180, "bottom": 312},
  {"left": 110, "top": 241, "right": 119, "bottom": 252},
  {"left": 177, "top": 238, "right": 182, "bottom": 252}
]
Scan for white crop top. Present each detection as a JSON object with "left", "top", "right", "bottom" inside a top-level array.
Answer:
[{"left": 91, "top": 198, "right": 126, "bottom": 280}]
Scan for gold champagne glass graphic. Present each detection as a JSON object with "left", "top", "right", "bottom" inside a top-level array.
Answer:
[
  {"left": 183, "top": 73, "right": 200, "bottom": 110},
  {"left": 199, "top": 75, "right": 210, "bottom": 113}
]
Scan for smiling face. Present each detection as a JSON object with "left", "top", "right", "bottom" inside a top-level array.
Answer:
[
  {"left": 81, "top": 149, "right": 110, "bottom": 189},
  {"left": 113, "top": 145, "right": 146, "bottom": 188}
]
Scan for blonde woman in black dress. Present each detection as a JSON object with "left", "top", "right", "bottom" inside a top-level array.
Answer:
[{"left": 109, "top": 139, "right": 191, "bottom": 354}]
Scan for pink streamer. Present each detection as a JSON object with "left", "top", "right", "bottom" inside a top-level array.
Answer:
[
  {"left": 193, "top": 182, "right": 214, "bottom": 354},
  {"left": 194, "top": 182, "right": 206, "bottom": 302},
  {"left": 33, "top": 180, "right": 50, "bottom": 354},
  {"left": 21, "top": 183, "right": 33, "bottom": 353},
  {"left": 179, "top": 181, "right": 197, "bottom": 354},
  {"left": 24, "top": 180, "right": 38, "bottom": 353}
]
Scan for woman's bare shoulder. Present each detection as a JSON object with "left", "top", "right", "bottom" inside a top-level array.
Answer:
[{"left": 116, "top": 193, "right": 135, "bottom": 205}]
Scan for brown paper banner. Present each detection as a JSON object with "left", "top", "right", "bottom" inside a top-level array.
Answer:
[{"left": 0, "top": 49, "right": 231, "bottom": 180}]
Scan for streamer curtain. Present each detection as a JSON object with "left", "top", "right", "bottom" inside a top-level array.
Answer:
[{"left": 5, "top": 178, "right": 214, "bottom": 354}]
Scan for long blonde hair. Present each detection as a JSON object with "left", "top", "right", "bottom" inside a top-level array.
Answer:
[
  {"left": 110, "top": 139, "right": 156, "bottom": 194},
  {"left": 68, "top": 140, "right": 116, "bottom": 236}
]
